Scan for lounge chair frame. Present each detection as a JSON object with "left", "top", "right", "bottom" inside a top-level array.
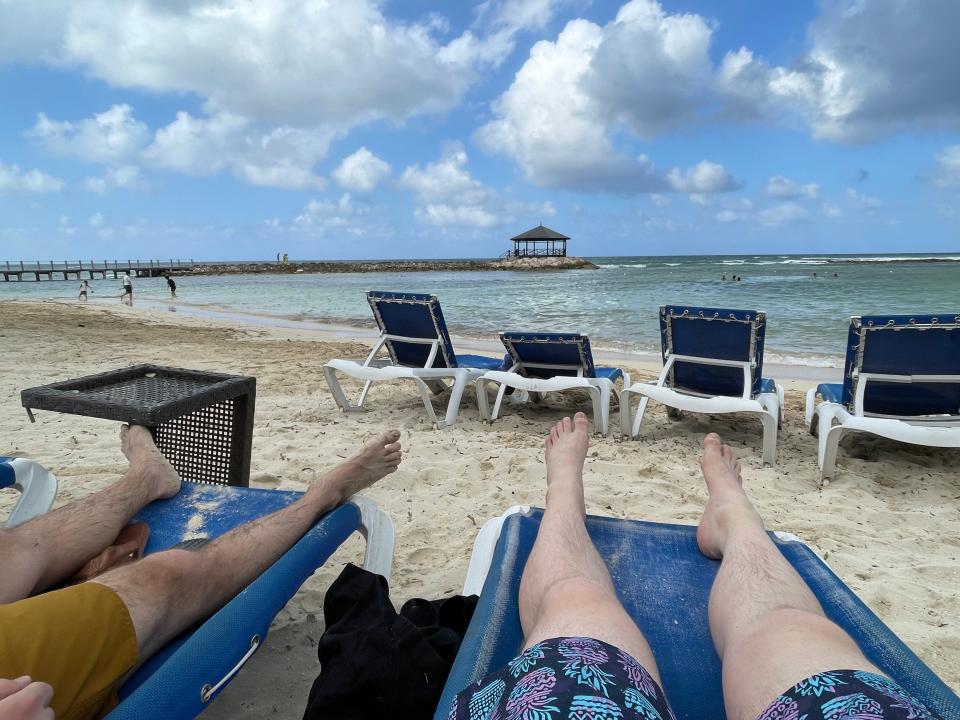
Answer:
[
  {"left": 109, "top": 487, "right": 394, "bottom": 718},
  {"left": 0, "top": 457, "right": 58, "bottom": 529},
  {"left": 475, "top": 333, "right": 629, "bottom": 435},
  {"left": 323, "top": 292, "right": 501, "bottom": 428},
  {"left": 620, "top": 306, "right": 782, "bottom": 465},
  {"left": 804, "top": 315, "right": 960, "bottom": 481},
  {"left": 439, "top": 506, "right": 960, "bottom": 720}
]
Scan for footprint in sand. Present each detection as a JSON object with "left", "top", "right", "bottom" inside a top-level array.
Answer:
[{"left": 407, "top": 546, "right": 448, "bottom": 566}]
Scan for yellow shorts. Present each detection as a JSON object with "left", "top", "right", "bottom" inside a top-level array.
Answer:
[{"left": 0, "top": 582, "right": 139, "bottom": 720}]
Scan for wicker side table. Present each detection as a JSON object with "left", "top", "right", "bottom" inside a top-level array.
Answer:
[{"left": 21, "top": 365, "right": 255, "bottom": 487}]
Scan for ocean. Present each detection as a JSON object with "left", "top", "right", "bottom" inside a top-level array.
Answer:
[{"left": 3, "top": 253, "right": 959, "bottom": 367}]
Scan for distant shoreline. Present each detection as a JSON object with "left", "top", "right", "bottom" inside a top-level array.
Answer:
[{"left": 173, "top": 256, "right": 597, "bottom": 276}]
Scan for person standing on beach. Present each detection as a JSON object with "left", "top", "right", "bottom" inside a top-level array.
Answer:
[
  {"left": 78, "top": 280, "right": 90, "bottom": 302},
  {"left": 121, "top": 273, "right": 133, "bottom": 305},
  {"left": 165, "top": 274, "right": 177, "bottom": 298}
]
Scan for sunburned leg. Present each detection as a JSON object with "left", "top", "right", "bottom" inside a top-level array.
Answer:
[
  {"left": 0, "top": 427, "right": 180, "bottom": 604},
  {"left": 93, "top": 430, "right": 402, "bottom": 661},
  {"left": 518, "top": 412, "right": 662, "bottom": 683},
  {"left": 698, "top": 433, "right": 881, "bottom": 720}
]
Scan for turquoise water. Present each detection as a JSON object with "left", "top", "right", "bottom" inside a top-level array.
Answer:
[{"left": 3, "top": 254, "right": 959, "bottom": 366}]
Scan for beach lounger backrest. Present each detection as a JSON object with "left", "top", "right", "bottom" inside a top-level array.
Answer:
[
  {"left": 841, "top": 314, "right": 960, "bottom": 416},
  {"left": 366, "top": 291, "right": 457, "bottom": 369},
  {"left": 660, "top": 305, "right": 766, "bottom": 397},
  {"left": 499, "top": 332, "right": 597, "bottom": 378}
]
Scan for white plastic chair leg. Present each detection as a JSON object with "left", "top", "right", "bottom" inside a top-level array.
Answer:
[
  {"left": 412, "top": 377, "right": 440, "bottom": 427},
  {"left": 588, "top": 386, "right": 605, "bottom": 436},
  {"left": 491, "top": 382, "right": 509, "bottom": 421},
  {"left": 820, "top": 423, "right": 846, "bottom": 481},
  {"left": 323, "top": 365, "right": 359, "bottom": 412},
  {"left": 759, "top": 411, "right": 778, "bottom": 466},
  {"left": 804, "top": 387, "right": 818, "bottom": 429},
  {"left": 350, "top": 495, "right": 395, "bottom": 582},
  {"left": 441, "top": 371, "right": 470, "bottom": 427}
]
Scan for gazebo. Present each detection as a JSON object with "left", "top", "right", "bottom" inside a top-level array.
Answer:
[{"left": 509, "top": 224, "right": 569, "bottom": 258}]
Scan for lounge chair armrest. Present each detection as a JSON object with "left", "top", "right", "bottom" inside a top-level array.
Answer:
[
  {"left": 349, "top": 495, "right": 395, "bottom": 582},
  {"left": 462, "top": 505, "right": 530, "bottom": 596}
]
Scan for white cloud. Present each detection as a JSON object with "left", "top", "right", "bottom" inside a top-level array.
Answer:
[
  {"left": 0, "top": 0, "right": 511, "bottom": 129},
  {"left": 717, "top": 1, "right": 960, "bottom": 142},
  {"left": 27, "top": 104, "right": 150, "bottom": 164},
  {"left": 400, "top": 144, "right": 495, "bottom": 205},
  {"left": 667, "top": 161, "right": 739, "bottom": 193},
  {"left": 89, "top": 212, "right": 105, "bottom": 226},
  {"left": 477, "top": 3, "right": 737, "bottom": 194},
  {"left": 400, "top": 144, "right": 553, "bottom": 227},
  {"left": 332, "top": 148, "right": 391, "bottom": 192},
  {"left": 822, "top": 202, "right": 844, "bottom": 219},
  {"left": 756, "top": 202, "right": 809, "bottom": 227},
  {"left": 765, "top": 175, "right": 819, "bottom": 199},
  {"left": 143, "top": 112, "right": 331, "bottom": 190},
  {"left": 716, "top": 209, "right": 739, "bottom": 223},
  {"left": 0, "top": 161, "right": 64, "bottom": 193},
  {"left": 58, "top": 214, "right": 76, "bottom": 235},
  {"left": 84, "top": 165, "right": 148, "bottom": 194},
  {"left": 845, "top": 187, "right": 881, "bottom": 209},
  {"left": 934, "top": 145, "right": 960, "bottom": 187},
  {"left": 650, "top": 193, "right": 670, "bottom": 207}
]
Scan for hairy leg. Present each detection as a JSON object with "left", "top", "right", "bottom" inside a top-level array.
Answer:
[
  {"left": 93, "top": 430, "right": 402, "bottom": 661},
  {"left": 518, "top": 412, "right": 661, "bottom": 682},
  {"left": 0, "top": 427, "right": 180, "bottom": 604},
  {"left": 699, "top": 433, "right": 880, "bottom": 720}
]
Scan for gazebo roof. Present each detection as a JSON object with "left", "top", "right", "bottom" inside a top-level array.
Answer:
[{"left": 510, "top": 224, "right": 570, "bottom": 241}]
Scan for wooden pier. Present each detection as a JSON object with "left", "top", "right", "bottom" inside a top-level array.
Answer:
[{"left": 2, "top": 259, "right": 193, "bottom": 282}]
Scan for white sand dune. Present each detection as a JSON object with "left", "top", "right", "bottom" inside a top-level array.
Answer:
[{"left": 1, "top": 300, "right": 957, "bottom": 716}]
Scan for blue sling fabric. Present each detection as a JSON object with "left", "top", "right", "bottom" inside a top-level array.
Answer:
[
  {"left": 108, "top": 484, "right": 362, "bottom": 719},
  {"left": 500, "top": 332, "right": 597, "bottom": 378},
  {"left": 659, "top": 305, "right": 767, "bottom": 398},
  {"left": 839, "top": 315, "right": 960, "bottom": 416},
  {"left": 367, "top": 291, "right": 458, "bottom": 369},
  {"left": 434, "top": 509, "right": 959, "bottom": 720},
  {"left": 0, "top": 457, "right": 14, "bottom": 489}
]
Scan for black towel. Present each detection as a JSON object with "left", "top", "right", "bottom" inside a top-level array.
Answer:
[{"left": 303, "top": 563, "right": 478, "bottom": 720}]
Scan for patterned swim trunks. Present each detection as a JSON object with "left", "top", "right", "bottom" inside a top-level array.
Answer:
[
  {"left": 758, "top": 669, "right": 941, "bottom": 719},
  {"left": 450, "top": 637, "right": 942, "bottom": 720},
  {"left": 448, "top": 636, "right": 676, "bottom": 720}
]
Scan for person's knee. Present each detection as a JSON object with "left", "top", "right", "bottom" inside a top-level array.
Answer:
[
  {"left": 102, "top": 549, "right": 205, "bottom": 602},
  {"left": 730, "top": 607, "right": 863, "bottom": 661},
  {"left": 539, "top": 576, "right": 619, "bottom": 616}
]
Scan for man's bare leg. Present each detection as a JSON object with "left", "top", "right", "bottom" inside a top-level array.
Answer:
[
  {"left": 518, "top": 412, "right": 662, "bottom": 682},
  {"left": 0, "top": 427, "right": 180, "bottom": 604},
  {"left": 698, "top": 433, "right": 881, "bottom": 720},
  {"left": 93, "top": 430, "right": 402, "bottom": 661}
]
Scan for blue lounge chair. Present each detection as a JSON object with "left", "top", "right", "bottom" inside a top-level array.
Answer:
[
  {"left": 434, "top": 507, "right": 960, "bottom": 720},
  {"left": 105, "top": 484, "right": 392, "bottom": 718},
  {"left": 0, "top": 456, "right": 57, "bottom": 528},
  {"left": 804, "top": 314, "right": 960, "bottom": 482},
  {"left": 324, "top": 291, "right": 505, "bottom": 427},
  {"left": 621, "top": 306, "right": 783, "bottom": 464},
  {"left": 475, "top": 333, "right": 629, "bottom": 435}
]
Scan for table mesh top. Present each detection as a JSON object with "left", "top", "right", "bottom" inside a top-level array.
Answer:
[{"left": 77, "top": 374, "right": 221, "bottom": 407}]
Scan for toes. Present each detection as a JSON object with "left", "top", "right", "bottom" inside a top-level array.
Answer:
[
  {"left": 561, "top": 416, "right": 573, "bottom": 433},
  {"left": 383, "top": 429, "right": 401, "bottom": 444},
  {"left": 383, "top": 441, "right": 401, "bottom": 453},
  {"left": 703, "top": 432, "right": 722, "bottom": 449},
  {"left": 573, "top": 412, "right": 589, "bottom": 429}
]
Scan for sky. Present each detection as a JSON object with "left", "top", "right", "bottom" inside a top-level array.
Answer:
[{"left": 0, "top": 0, "right": 958, "bottom": 261}]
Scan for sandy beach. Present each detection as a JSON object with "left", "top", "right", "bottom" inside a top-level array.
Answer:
[{"left": 1, "top": 299, "right": 957, "bottom": 715}]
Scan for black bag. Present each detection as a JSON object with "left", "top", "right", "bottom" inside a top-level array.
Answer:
[{"left": 303, "top": 563, "right": 478, "bottom": 720}]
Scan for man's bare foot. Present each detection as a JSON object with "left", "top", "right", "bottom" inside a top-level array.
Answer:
[
  {"left": 311, "top": 430, "right": 402, "bottom": 505},
  {"left": 545, "top": 413, "right": 590, "bottom": 487},
  {"left": 120, "top": 425, "right": 181, "bottom": 500},
  {"left": 697, "top": 433, "right": 764, "bottom": 559}
]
